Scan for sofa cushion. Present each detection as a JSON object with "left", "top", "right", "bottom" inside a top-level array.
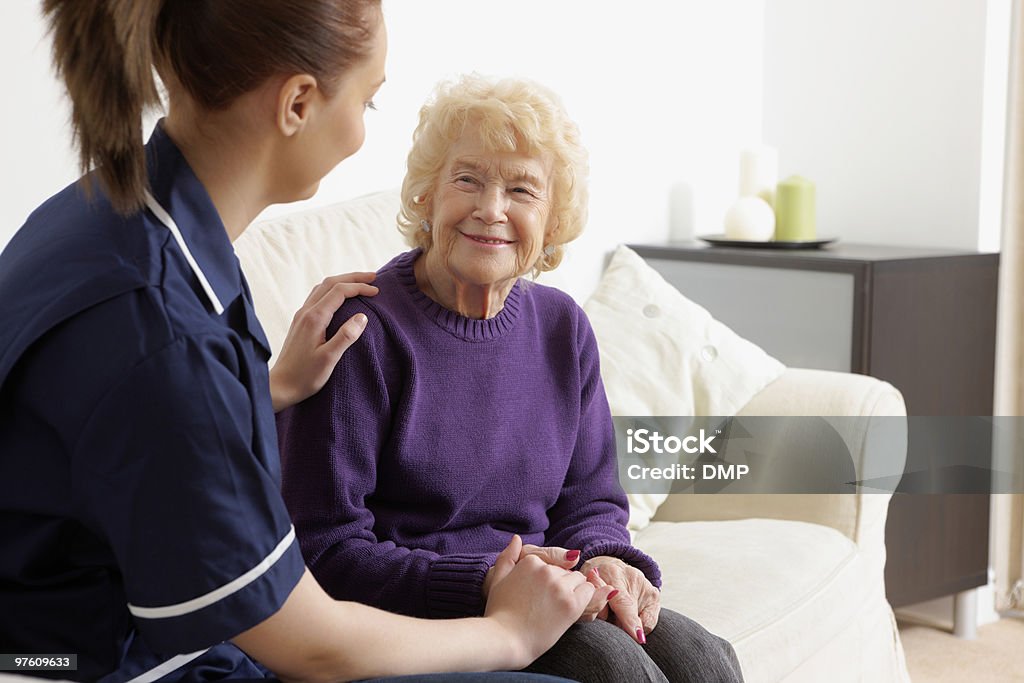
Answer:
[
  {"left": 583, "top": 246, "right": 785, "bottom": 529},
  {"left": 634, "top": 518, "right": 866, "bottom": 682},
  {"left": 235, "top": 190, "right": 407, "bottom": 357},
  {"left": 584, "top": 245, "right": 785, "bottom": 416}
]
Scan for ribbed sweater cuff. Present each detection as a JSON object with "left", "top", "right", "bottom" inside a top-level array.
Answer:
[
  {"left": 426, "top": 553, "right": 499, "bottom": 618},
  {"left": 581, "top": 541, "right": 663, "bottom": 589}
]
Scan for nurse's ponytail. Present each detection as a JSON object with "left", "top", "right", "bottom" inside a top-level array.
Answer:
[
  {"left": 44, "top": 0, "right": 162, "bottom": 215},
  {"left": 44, "top": 0, "right": 382, "bottom": 216}
]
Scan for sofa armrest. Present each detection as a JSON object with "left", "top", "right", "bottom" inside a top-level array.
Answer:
[
  {"left": 737, "top": 367, "right": 906, "bottom": 418},
  {"left": 651, "top": 368, "right": 906, "bottom": 576}
]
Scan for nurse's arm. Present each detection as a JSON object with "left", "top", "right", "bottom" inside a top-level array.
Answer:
[{"left": 232, "top": 538, "right": 595, "bottom": 682}]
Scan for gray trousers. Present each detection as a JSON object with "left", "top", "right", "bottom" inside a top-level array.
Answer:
[{"left": 522, "top": 608, "right": 744, "bottom": 683}]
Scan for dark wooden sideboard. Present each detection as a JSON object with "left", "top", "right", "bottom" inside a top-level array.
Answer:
[{"left": 628, "top": 241, "right": 999, "bottom": 610}]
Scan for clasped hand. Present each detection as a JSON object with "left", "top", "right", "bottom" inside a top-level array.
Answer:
[
  {"left": 484, "top": 543, "right": 660, "bottom": 645},
  {"left": 579, "top": 555, "right": 661, "bottom": 644}
]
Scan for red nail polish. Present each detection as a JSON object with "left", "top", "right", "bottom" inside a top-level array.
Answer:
[
  {"left": 565, "top": 549, "right": 581, "bottom": 562},
  {"left": 607, "top": 589, "right": 619, "bottom": 600},
  {"left": 636, "top": 628, "right": 647, "bottom": 645}
]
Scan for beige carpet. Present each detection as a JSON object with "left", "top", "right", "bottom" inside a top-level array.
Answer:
[{"left": 898, "top": 617, "right": 1024, "bottom": 682}]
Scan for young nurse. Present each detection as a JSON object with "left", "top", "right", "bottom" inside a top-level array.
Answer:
[{"left": 0, "top": 2, "right": 596, "bottom": 682}]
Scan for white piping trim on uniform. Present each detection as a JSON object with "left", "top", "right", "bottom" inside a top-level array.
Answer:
[
  {"left": 128, "top": 526, "right": 296, "bottom": 620},
  {"left": 143, "top": 190, "right": 225, "bottom": 315},
  {"left": 123, "top": 649, "right": 209, "bottom": 683}
]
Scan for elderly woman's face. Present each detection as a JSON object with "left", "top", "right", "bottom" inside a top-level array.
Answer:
[{"left": 428, "top": 129, "right": 554, "bottom": 289}]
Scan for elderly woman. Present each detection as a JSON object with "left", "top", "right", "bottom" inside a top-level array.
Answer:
[{"left": 278, "top": 75, "right": 742, "bottom": 683}]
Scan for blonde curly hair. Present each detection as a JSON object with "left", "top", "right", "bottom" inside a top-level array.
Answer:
[{"left": 398, "top": 74, "right": 589, "bottom": 275}]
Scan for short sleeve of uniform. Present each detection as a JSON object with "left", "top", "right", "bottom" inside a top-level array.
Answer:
[{"left": 71, "top": 332, "right": 305, "bottom": 654}]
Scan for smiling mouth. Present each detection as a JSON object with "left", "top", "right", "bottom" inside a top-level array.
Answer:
[{"left": 462, "top": 233, "right": 514, "bottom": 246}]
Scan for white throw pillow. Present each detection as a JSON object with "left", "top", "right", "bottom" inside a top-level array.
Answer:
[{"left": 583, "top": 245, "right": 785, "bottom": 530}]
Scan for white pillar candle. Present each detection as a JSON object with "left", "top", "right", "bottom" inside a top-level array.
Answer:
[{"left": 738, "top": 145, "right": 779, "bottom": 205}]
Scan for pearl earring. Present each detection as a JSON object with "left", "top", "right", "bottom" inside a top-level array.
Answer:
[
  {"left": 420, "top": 220, "right": 431, "bottom": 233},
  {"left": 543, "top": 244, "right": 556, "bottom": 256}
]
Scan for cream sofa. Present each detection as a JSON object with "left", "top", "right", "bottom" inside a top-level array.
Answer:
[{"left": 234, "top": 191, "right": 912, "bottom": 683}]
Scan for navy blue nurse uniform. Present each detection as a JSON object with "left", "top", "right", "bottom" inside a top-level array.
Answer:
[{"left": 0, "top": 123, "right": 305, "bottom": 682}]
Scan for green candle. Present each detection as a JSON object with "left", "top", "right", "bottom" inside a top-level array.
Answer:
[{"left": 774, "top": 175, "right": 816, "bottom": 241}]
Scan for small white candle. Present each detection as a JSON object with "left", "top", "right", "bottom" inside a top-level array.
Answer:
[
  {"left": 723, "top": 196, "right": 775, "bottom": 241},
  {"left": 738, "top": 145, "right": 779, "bottom": 205}
]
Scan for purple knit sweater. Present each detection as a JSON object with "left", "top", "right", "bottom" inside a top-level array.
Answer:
[{"left": 277, "top": 249, "right": 660, "bottom": 619}]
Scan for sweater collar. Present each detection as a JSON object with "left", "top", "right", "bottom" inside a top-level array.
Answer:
[{"left": 390, "top": 249, "right": 523, "bottom": 342}]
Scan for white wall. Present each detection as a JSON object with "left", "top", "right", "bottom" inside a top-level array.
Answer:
[
  {"left": 762, "top": 0, "right": 1013, "bottom": 632},
  {"left": 3, "top": 1, "right": 1011, "bottom": 291},
  {"left": 0, "top": 1, "right": 766, "bottom": 301},
  {"left": 762, "top": 0, "right": 1011, "bottom": 251},
  {"left": 0, "top": 3, "right": 80, "bottom": 238}
]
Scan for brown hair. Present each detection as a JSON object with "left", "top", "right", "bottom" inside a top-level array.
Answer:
[{"left": 44, "top": 0, "right": 382, "bottom": 215}]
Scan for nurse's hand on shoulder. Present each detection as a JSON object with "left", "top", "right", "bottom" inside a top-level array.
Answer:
[{"left": 269, "top": 272, "right": 378, "bottom": 412}]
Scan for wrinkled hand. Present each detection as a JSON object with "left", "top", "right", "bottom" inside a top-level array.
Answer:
[
  {"left": 580, "top": 555, "right": 661, "bottom": 644},
  {"left": 576, "top": 566, "right": 620, "bottom": 623},
  {"left": 484, "top": 535, "right": 596, "bottom": 667},
  {"left": 269, "top": 273, "right": 378, "bottom": 412}
]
